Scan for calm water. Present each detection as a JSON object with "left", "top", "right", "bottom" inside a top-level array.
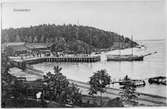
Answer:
[{"left": 10, "top": 40, "right": 166, "bottom": 97}]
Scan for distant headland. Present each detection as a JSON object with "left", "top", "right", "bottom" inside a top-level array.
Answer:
[{"left": 2, "top": 24, "right": 138, "bottom": 54}]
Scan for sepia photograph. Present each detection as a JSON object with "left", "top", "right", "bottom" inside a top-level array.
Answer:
[{"left": 1, "top": 0, "right": 167, "bottom": 108}]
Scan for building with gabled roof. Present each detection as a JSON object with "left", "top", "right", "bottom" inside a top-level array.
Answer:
[{"left": 25, "top": 43, "right": 50, "bottom": 50}]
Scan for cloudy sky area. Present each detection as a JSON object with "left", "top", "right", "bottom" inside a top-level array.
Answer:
[{"left": 2, "top": 0, "right": 166, "bottom": 40}]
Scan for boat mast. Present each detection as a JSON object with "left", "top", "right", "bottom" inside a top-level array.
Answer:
[
  {"left": 131, "top": 35, "right": 133, "bottom": 56},
  {"left": 119, "top": 36, "right": 121, "bottom": 55},
  {"left": 89, "top": 28, "right": 93, "bottom": 55},
  {"left": 88, "top": 28, "right": 91, "bottom": 55},
  {"left": 76, "top": 19, "right": 79, "bottom": 39}
]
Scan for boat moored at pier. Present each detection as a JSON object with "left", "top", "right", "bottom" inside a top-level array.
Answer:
[{"left": 106, "top": 54, "right": 144, "bottom": 61}]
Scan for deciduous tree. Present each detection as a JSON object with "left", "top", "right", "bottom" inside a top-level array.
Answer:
[
  {"left": 43, "top": 66, "right": 82, "bottom": 105},
  {"left": 89, "top": 69, "right": 111, "bottom": 105},
  {"left": 119, "top": 75, "right": 139, "bottom": 106}
]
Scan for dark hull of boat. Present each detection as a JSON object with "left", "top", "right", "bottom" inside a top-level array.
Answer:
[
  {"left": 107, "top": 55, "right": 144, "bottom": 61},
  {"left": 148, "top": 76, "right": 166, "bottom": 85},
  {"left": 119, "top": 80, "right": 146, "bottom": 87}
]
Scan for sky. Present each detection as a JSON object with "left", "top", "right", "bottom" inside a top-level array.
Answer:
[{"left": 1, "top": 0, "right": 166, "bottom": 40}]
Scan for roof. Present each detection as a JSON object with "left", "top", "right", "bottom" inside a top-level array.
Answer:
[
  {"left": 2, "top": 42, "right": 25, "bottom": 47},
  {"left": 10, "top": 45, "right": 28, "bottom": 52},
  {"left": 1, "top": 42, "right": 28, "bottom": 52},
  {"left": 24, "top": 79, "right": 43, "bottom": 89},
  {"left": 25, "top": 43, "right": 50, "bottom": 49},
  {"left": 1, "top": 42, "right": 25, "bottom": 51},
  {"left": 2, "top": 42, "right": 53, "bottom": 52},
  {"left": 4, "top": 42, "right": 25, "bottom": 46}
]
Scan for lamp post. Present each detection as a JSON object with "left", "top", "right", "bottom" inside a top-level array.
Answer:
[
  {"left": 42, "top": 82, "right": 47, "bottom": 107},
  {"left": 99, "top": 79, "right": 102, "bottom": 106}
]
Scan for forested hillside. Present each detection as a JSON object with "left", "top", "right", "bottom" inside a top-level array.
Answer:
[{"left": 2, "top": 24, "right": 137, "bottom": 53}]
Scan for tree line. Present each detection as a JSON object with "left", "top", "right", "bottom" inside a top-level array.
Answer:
[{"left": 2, "top": 24, "right": 137, "bottom": 53}]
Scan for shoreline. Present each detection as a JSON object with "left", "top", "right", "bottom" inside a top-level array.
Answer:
[
  {"left": 9, "top": 66, "right": 167, "bottom": 106},
  {"left": 68, "top": 78, "right": 167, "bottom": 99},
  {"left": 68, "top": 79, "right": 167, "bottom": 106},
  {"left": 9, "top": 65, "right": 167, "bottom": 106},
  {"left": 10, "top": 63, "right": 166, "bottom": 99}
]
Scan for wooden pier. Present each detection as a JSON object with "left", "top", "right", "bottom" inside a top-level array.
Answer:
[{"left": 9, "top": 56, "right": 101, "bottom": 68}]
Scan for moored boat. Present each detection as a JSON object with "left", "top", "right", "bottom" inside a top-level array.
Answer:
[
  {"left": 107, "top": 54, "right": 144, "bottom": 61},
  {"left": 148, "top": 76, "right": 166, "bottom": 85},
  {"left": 106, "top": 35, "right": 145, "bottom": 61},
  {"left": 119, "top": 79, "right": 146, "bottom": 87}
]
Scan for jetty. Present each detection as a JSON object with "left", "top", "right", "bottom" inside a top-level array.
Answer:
[{"left": 9, "top": 55, "right": 101, "bottom": 66}]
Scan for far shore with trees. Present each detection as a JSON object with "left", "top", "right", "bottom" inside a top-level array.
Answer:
[{"left": 2, "top": 24, "right": 138, "bottom": 54}]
